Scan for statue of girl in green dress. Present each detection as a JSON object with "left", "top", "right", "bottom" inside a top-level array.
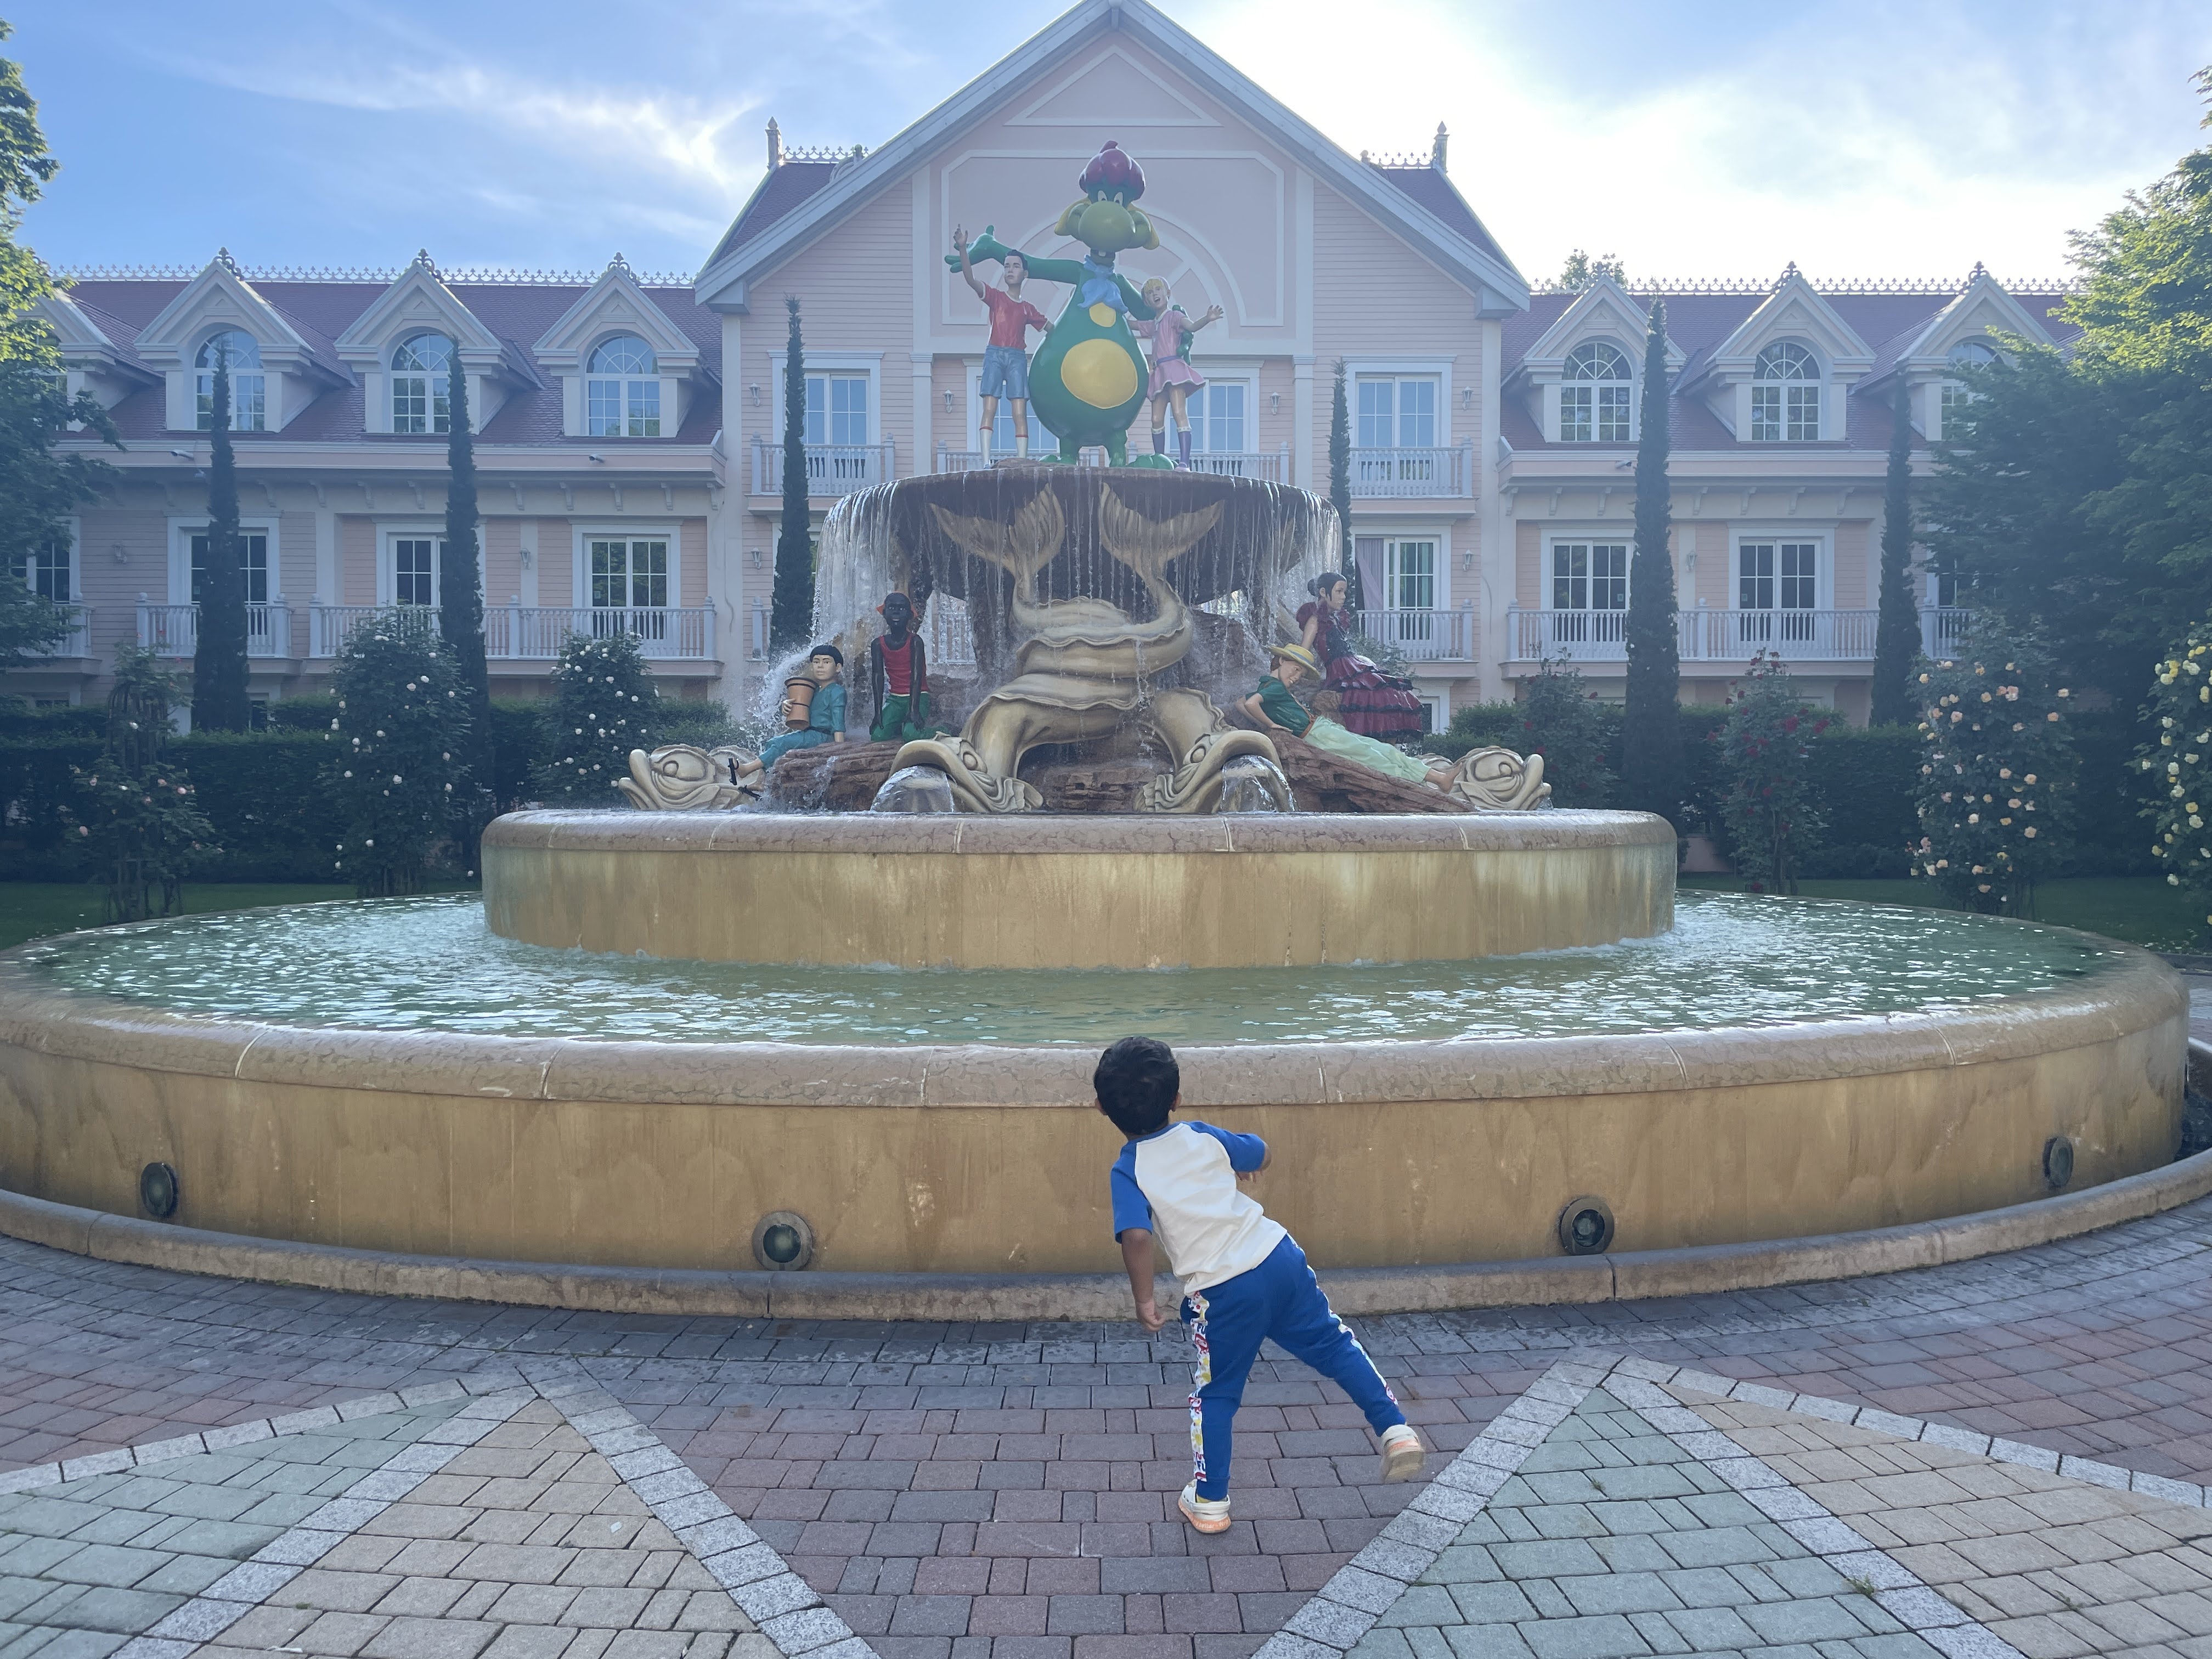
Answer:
[{"left": 1242, "top": 644, "right": 1462, "bottom": 792}]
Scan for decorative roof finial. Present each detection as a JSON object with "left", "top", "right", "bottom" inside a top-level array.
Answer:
[
  {"left": 766, "top": 117, "right": 783, "bottom": 170},
  {"left": 1775, "top": 260, "right": 1800, "bottom": 291},
  {"left": 1967, "top": 259, "right": 1988, "bottom": 283},
  {"left": 214, "top": 246, "right": 240, "bottom": 275},
  {"left": 1432, "top": 122, "right": 1448, "bottom": 172}
]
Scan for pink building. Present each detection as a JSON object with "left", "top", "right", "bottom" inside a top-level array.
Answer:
[{"left": 15, "top": 0, "right": 2075, "bottom": 729}]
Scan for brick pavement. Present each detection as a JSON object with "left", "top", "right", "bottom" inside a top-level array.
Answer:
[{"left": 9, "top": 1192, "right": 2212, "bottom": 1657}]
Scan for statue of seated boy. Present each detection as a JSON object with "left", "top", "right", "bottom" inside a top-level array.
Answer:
[
  {"left": 753, "top": 644, "right": 848, "bottom": 776},
  {"left": 869, "top": 591, "right": 947, "bottom": 744}
]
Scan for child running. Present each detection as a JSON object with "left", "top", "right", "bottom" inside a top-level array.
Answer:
[{"left": 1096, "top": 1035, "right": 1424, "bottom": 1533}]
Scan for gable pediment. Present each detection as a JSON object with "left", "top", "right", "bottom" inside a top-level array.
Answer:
[
  {"left": 335, "top": 257, "right": 505, "bottom": 373},
  {"left": 1892, "top": 273, "right": 2059, "bottom": 371},
  {"left": 536, "top": 258, "right": 703, "bottom": 374},
  {"left": 1008, "top": 43, "right": 1218, "bottom": 127},
  {"left": 1516, "top": 277, "right": 1684, "bottom": 381},
  {"left": 132, "top": 254, "right": 334, "bottom": 379},
  {"left": 1704, "top": 269, "right": 1875, "bottom": 377}
]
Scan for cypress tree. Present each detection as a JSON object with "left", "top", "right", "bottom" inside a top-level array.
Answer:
[
  {"left": 771, "top": 295, "right": 814, "bottom": 645},
  {"left": 191, "top": 345, "right": 251, "bottom": 731},
  {"left": 1328, "top": 358, "right": 1356, "bottom": 608},
  {"left": 440, "top": 343, "right": 496, "bottom": 844},
  {"left": 1621, "top": 299, "right": 1682, "bottom": 822},
  {"left": 1870, "top": 378, "right": 1920, "bottom": 726}
]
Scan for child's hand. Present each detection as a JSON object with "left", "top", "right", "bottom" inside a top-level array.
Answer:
[
  {"left": 1235, "top": 1167, "right": 1261, "bottom": 1185},
  {"left": 1134, "top": 1295, "right": 1164, "bottom": 1333}
]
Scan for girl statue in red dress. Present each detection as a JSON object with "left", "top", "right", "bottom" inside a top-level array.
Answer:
[{"left": 1295, "top": 572, "right": 1424, "bottom": 738}]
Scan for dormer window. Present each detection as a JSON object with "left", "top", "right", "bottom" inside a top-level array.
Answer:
[
  {"left": 1940, "top": 338, "right": 1997, "bottom": 431},
  {"left": 391, "top": 334, "right": 452, "bottom": 435},
  {"left": 1561, "top": 342, "right": 1632, "bottom": 443},
  {"left": 196, "top": 331, "right": 265, "bottom": 431},
  {"left": 1750, "top": 342, "right": 1820, "bottom": 441},
  {"left": 588, "top": 336, "right": 660, "bottom": 437}
]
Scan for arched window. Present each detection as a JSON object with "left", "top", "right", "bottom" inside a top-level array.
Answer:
[
  {"left": 1751, "top": 341, "right": 1820, "bottom": 441},
  {"left": 391, "top": 334, "right": 452, "bottom": 435},
  {"left": 1940, "top": 338, "right": 1997, "bottom": 432},
  {"left": 1561, "top": 341, "right": 1633, "bottom": 443},
  {"left": 587, "top": 335, "right": 661, "bottom": 437},
  {"left": 195, "top": 330, "right": 265, "bottom": 431}
]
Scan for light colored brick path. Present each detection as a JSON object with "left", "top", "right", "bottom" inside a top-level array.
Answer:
[{"left": 15, "top": 1189, "right": 2212, "bottom": 1658}]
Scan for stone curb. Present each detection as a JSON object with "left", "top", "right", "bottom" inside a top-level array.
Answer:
[{"left": 2, "top": 1040, "right": 2207, "bottom": 1321}]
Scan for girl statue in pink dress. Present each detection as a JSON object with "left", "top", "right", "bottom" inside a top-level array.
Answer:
[{"left": 1132, "top": 276, "right": 1222, "bottom": 469}]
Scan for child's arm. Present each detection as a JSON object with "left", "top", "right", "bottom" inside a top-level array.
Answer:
[
  {"left": 953, "top": 225, "right": 988, "bottom": 301},
  {"left": 1119, "top": 1229, "right": 1163, "bottom": 1331}
]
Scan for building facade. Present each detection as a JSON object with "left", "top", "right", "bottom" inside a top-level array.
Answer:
[{"left": 14, "top": 0, "right": 2072, "bottom": 727}]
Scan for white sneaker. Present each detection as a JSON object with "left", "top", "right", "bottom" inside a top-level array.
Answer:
[
  {"left": 1178, "top": 1481, "right": 1232, "bottom": 1533},
  {"left": 1379, "top": 1424, "right": 1425, "bottom": 1483}
]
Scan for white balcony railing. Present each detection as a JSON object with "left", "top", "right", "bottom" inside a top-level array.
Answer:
[
  {"left": 1508, "top": 606, "right": 1973, "bottom": 667},
  {"left": 313, "top": 603, "right": 715, "bottom": 662},
  {"left": 1920, "top": 606, "right": 1972, "bottom": 659},
  {"left": 138, "top": 597, "right": 294, "bottom": 659},
  {"left": 1349, "top": 443, "right": 1474, "bottom": 498},
  {"left": 751, "top": 438, "right": 894, "bottom": 496},
  {"left": 21, "top": 602, "right": 92, "bottom": 659},
  {"left": 1352, "top": 606, "right": 1475, "bottom": 662}
]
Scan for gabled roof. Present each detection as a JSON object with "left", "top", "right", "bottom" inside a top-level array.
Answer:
[
  {"left": 334, "top": 252, "right": 510, "bottom": 374},
  {"left": 1859, "top": 267, "right": 2063, "bottom": 391},
  {"left": 534, "top": 256, "right": 708, "bottom": 376},
  {"left": 131, "top": 252, "right": 352, "bottom": 384},
  {"left": 709, "top": 161, "right": 840, "bottom": 267},
  {"left": 1510, "top": 275, "right": 1685, "bottom": 381},
  {"left": 1684, "top": 266, "right": 1875, "bottom": 386},
  {"left": 1362, "top": 163, "right": 1512, "bottom": 276},
  {"left": 35, "top": 290, "right": 160, "bottom": 386},
  {"left": 695, "top": 0, "right": 1528, "bottom": 319}
]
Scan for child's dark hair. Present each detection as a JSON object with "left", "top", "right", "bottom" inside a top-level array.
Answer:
[
  {"left": 808, "top": 642, "right": 844, "bottom": 665},
  {"left": 1094, "top": 1035, "right": 1179, "bottom": 1137}
]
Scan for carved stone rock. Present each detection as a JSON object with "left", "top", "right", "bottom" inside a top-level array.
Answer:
[{"left": 766, "top": 741, "right": 904, "bottom": 810}]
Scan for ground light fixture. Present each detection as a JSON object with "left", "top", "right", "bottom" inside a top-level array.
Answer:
[
  {"left": 2044, "top": 1135, "right": 2076, "bottom": 1190},
  {"left": 139, "top": 1161, "right": 179, "bottom": 1220},
  {"left": 1556, "top": 1194, "right": 1614, "bottom": 1255},
  {"left": 752, "top": 1210, "right": 815, "bottom": 1271}
]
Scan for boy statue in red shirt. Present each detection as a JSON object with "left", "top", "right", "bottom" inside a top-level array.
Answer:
[
  {"left": 868, "top": 591, "right": 940, "bottom": 743},
  {"left": 955, "top": 223, "right": 1048, "bottom": 460}
]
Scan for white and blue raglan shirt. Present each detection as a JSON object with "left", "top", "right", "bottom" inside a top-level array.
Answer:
[{"left": 1110, "top": 1122, "right": 1287, "bottom": 1294}]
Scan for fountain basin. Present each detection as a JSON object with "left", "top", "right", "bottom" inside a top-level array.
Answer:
[
  {"left": 0, "top": 899, "right": 2183, "bottom": 1280},
  {"left": 482, "top": 810, "right": 1679, "bottom": 968}
]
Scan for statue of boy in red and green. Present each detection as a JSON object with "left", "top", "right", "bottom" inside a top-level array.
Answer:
[{"left": 869, "top": 591, "right": 943, "bottom": 743}]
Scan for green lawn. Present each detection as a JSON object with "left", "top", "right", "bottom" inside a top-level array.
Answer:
[
  {"left": 1680, "top": 873, "right": 2201, "bottom": 951},
  {"left": 1, "top": 882, "right": 362, "bottom": 950}
]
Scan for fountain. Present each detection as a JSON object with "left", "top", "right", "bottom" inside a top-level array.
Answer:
[{"left": 0, "top": 144, "right": 2189, "bottom": 1306}]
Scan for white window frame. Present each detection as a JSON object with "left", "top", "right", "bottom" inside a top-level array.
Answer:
[
  {"left": 572, "top": 524, "right": 680, "bottom": 614},
  {"left": 1344, "top": 357, "right": 1454, "bottom": 447},
  {"left": 167, "top": 515, "right": 280, "bottom": 605},
  {"left": 1731, "top": 531, "right": 1832, "bottom": 625},
  {"left": 1546, "top": 538, "right": 1632, "bottom": 613},
  {"left": 195, "top": 331, "right": 268, "bottom": 433},
  {"left": 390, "top": 334, "right": 453, "bottom": 436},
  {"left": 11, "top": 517, "right": 80, "bottom": 603},
  {"left": 771, "top": 352, "right": 881, "bottom": 448},
  {"left": 377, "top": 524, "right": 452, "bottom": 608},
  {"left": 1559, "top": 342, "right": 1635, "bottom": 444},
  {"left": 585, "top": 334, "right": 663, "bottom": 439},
  {"left": 1749, "top": 341, "right": 1823, "bottom": 442},
  {"left": 1183, "top": 377, "right": 1254, "bottom": 453}
]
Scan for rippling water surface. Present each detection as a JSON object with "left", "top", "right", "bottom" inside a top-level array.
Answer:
[{"left": 24, "top": 891, "right": 2120, "bottom": 1047}]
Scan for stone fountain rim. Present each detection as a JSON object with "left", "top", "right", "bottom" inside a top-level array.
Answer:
[
  {"left": 0, "top": 926, "right": 2182, "bottom": 1110},
  {"left": 482, "top": 806, "right": 1679, "bottom": 855}
]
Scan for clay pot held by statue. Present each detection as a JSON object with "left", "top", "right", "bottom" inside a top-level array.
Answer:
[{"left": 781, "top": 677, "right": 816, "bottom": 730}]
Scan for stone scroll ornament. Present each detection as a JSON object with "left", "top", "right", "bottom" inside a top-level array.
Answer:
[
  {"left": 617, "top": 744, "right": 763, "bottom": 811},
  {"left": 891, "top": 484, "right": 1291, "bottom": 814},
  {"left": 944, "top": 142, "right": 1170, "bottom": 469},
  {"left": 1448, "top": 746, "right": 1551, "bottom": 811}
]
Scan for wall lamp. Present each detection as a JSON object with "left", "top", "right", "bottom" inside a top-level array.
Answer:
[
  {"left": 1269, "top": 391, "right": 1280, "bottom": 414},
  {"left": 110, "top": 543, "right": 129, "bottom": 565},
  {"left": 1461, "top": 387, "right": 1474, "bottom": 408},
  {"left": 748, "top": 383, "right": 762, "bottom": 405},
  {"left": 943, "top": 389, "right": 955, "bottom": 413}
]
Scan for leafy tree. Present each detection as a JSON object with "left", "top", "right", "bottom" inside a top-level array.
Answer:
[
  {"left": 439, "top": 344, "right": 495, "bottom": 850},
  {"left": 771, "top": 295, "right": 813, "bottom": 645},
  {"left": 325, "top": 625, "right": 472, "bottom": 896},
  {"left": 1622, "top": 298, "right": 1681, "bottom": 822},
  {"left": 532, "top": 629, "right": 661, "bottom": 805},
  {"left": 66, "top": 644, "right": 215, "bottom": 921},
  {"left": 1926, "top": 71, "right": 2212, "bottom": 696},
  {"left": 0, "top": 19, "right": 118, "bottom": 664},
  {"left": 1910, "top": 623, "right": 2074, "bottom": 916},
  {"left": 1716, "top": 653, "right": 1830, "bottom": 895},
  {"left": 1513, "top": 662, "right": 1618, "bottom": 809},
  {"left": 2138, "top": 620, "right": 2212, "bottom": 941},
  {"left": 1870, "top": 380, "right": 1921, "bottom": 727},
  {"left": 191, "top": 347, "right": 252, "bottom": 731},
  {"left": 1328, "top": 358, "right": 1356, "bottom": 608},
  {"left": 1551, "top": 250, "right": 1627, "bottom": 293}
]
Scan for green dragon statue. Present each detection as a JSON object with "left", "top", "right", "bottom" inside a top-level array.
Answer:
[{"left": 945, "top": 140, "right": 1172, "bottom": 469}]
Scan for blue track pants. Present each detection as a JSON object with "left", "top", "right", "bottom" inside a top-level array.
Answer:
[{"left": 1181, "top": 1234, "right": 1404, "bottom": 1500}]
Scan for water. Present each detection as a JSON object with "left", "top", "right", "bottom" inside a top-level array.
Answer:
[{"left": 24, "top": 892, "right": 2124, "bottom": 1048}]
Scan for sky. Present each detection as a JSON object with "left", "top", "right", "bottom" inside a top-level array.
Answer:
[{"left": 11, "top": 0, "right": 2211, "bottom": 287}]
